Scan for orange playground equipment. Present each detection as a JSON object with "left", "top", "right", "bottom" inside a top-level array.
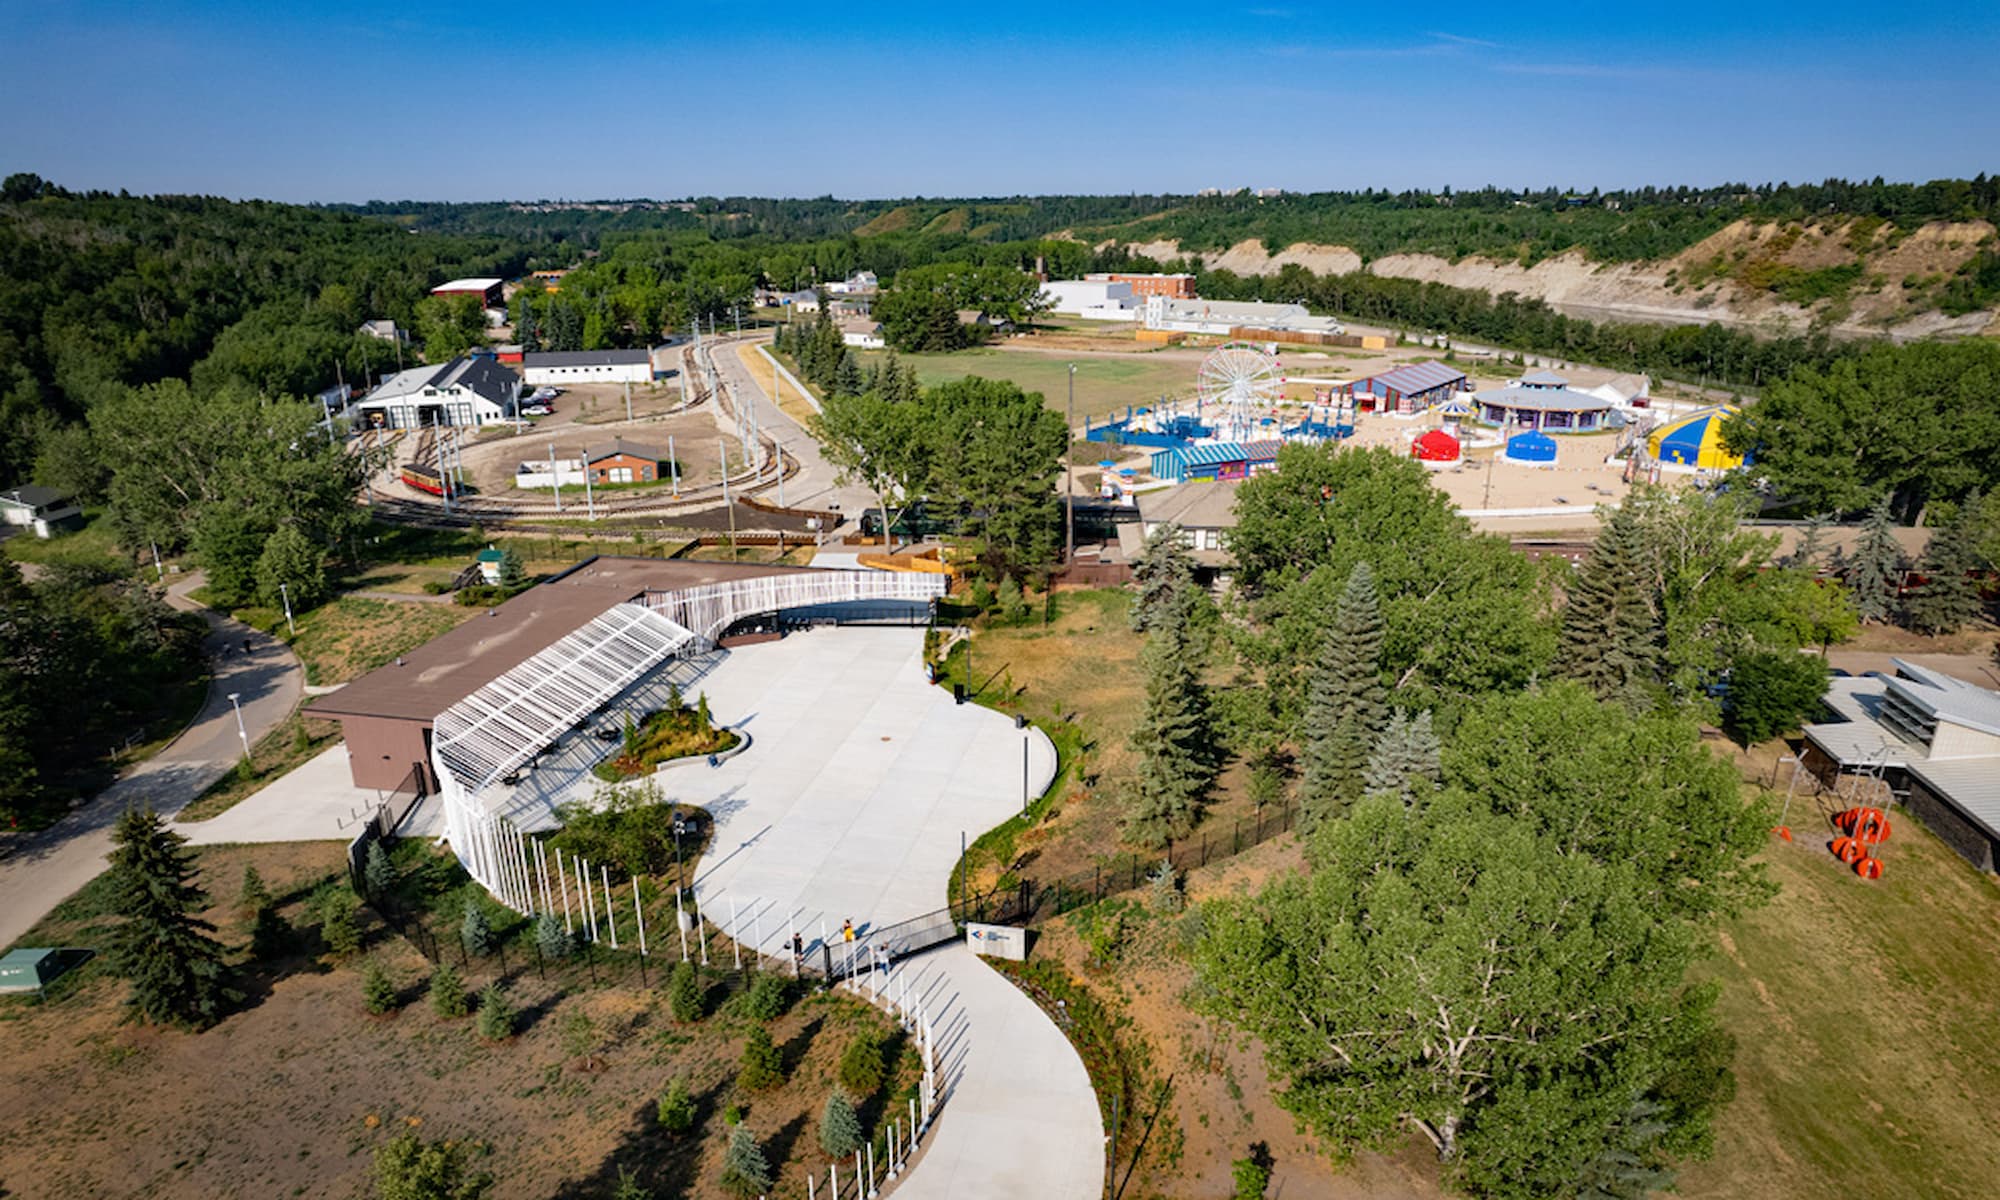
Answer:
[{"left": 1830, "top": 807, "right": 1893, "bottom": 879}]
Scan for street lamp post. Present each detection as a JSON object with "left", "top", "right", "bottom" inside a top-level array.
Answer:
[
  {"left": 1065, "top": 364, "right": 1076, "bottom": 563},
  {"left": 226, "top": 692, "right": 250, "bottom": 760},
  {"left": 278, "top": 582, "right": 295, "bottom": 638}
]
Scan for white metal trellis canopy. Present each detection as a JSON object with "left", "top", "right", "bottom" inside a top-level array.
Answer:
[{"left": 433, "top": 602, "right": 696, "bottom": 794}]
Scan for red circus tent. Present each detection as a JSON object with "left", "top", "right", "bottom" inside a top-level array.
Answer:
[{"left": 1412, "top": 429, "right": 1461, "bottom": 463}]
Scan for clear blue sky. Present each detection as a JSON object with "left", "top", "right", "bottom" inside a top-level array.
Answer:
[{"left": 3, "top": 0, "right": 1995, "bottom": 202}]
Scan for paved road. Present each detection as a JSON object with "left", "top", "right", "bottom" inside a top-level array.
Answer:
[
  {"left": 0, "top": 573, "right": 303, "bottom": 948},
  {"left": 709, "top": 334, "right": 875, "bottom": 520}
]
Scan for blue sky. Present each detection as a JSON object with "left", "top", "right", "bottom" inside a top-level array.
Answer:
[{"left": 2, "top": 1, "right": 1995, "bottom": 202}]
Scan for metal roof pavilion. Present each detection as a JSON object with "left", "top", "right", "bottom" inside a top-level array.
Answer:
[
  {"left": 1361, "top": 361, "right": 1469, "bottom": 394},
  {"left": 432, "top": 603, "right": 696, "bottom": 795}
]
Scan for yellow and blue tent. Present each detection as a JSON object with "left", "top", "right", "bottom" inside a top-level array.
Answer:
[{"left": 1648, "top": 405, "right": 1747, "bottom": 470}]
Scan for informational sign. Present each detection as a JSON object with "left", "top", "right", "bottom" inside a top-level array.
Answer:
[{"left": 965, "top": 922, "right": 1026, "bottom": 962}]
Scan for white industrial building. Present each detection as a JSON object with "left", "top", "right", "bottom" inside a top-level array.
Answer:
[
  {"left": 353, "top": 357, "right": 521, "bottom": 429},
  {"left": 1040, "top": 279, "right": 1144, "bottom": 322},
  {"left": 1143, "top": 295, "right": 1344, "bottom": 337},
  {"left": 521, "top": 348, "right": 662, "bottom": 386}
]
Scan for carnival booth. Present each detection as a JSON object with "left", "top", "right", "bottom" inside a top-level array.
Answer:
[
  {"left": 1647, "top": 406, "right": 1745, "bottom": 471},
  {"left": 1412, "top": 428, "right": 1461, "bottom": 470},
  {"left": 1502, "top": 430, "right": 1558, "bottom": 467}
]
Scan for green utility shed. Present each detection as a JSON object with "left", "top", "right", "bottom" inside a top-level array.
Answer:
[{"left": 0, "top": 947, "right": 85, "bottom": 993}]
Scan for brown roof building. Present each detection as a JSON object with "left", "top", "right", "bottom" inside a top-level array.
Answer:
[
  {"left": 585, "top": 438, "right": 670, "bottom": 484},
  {"left": 308, "top": 558, "right": 814, "bottom": 790}
]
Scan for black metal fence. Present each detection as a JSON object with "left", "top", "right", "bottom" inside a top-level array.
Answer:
[{"left": 957, "top": 800, "right": 1302, "bottom": 928}]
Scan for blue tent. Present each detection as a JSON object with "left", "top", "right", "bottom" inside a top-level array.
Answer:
[{"left": 1503, "top": 430, "right": 1558, "bottom": 465}]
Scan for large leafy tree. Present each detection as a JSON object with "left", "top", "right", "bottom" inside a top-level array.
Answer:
[
  {"left": 1297, "top": 561, "right": 1388, "bottom": 827},
  {"left": 1723, "top": 651, "right": 1830, "bottom": 744},
  {"left": 811, "top": 389, "right": 929, "bottom": 551},
  {"left": 1195, "top": 789, "right": 1737, "bottom": 1198},
  {"left": 89, "top": 378, "right": 369, "bottom": 606},
  {"left": 1230, "top": 444, "right": 1552, "bottom": 727},
  {"left": 1723, "top": 339, "right": 2000, "bottom": 524},
  {"left": 924, "top": 376, "right": 1069, "bottom": 577},
  {"left": 106, "top": 807, "right": 234, "bottom": 1028}
]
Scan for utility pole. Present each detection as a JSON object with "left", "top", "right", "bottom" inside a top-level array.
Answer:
[
  {"left": 583, "top": 458, "right": 595, "bottom": 521},
  {"left": 278, "top": 581, "right": 295, "bottom": 638},
  {"left": 1064, "top": 363, "right": 1077, "bottom": 563},
  {"left": 623, "top": 379, "right": 632, "bottom": 422},
  {"left": 436, "top": 421, "right": 453, "bottom": 514},
  {"left": 668, "top": 435, "right": 679, "bottom": 496},
  {"left": 721, "top": 439, "right": 737, "bottom": 558},
  {"left": 547, "top": 443, "right": 563, "bottom": 513}
]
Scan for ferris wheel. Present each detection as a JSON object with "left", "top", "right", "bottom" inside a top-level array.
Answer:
[{"left": 1197, "top": 341, "right": 1283, "bottom": 438}]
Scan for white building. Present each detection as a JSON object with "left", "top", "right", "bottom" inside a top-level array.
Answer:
[
  {"left": 1040, "top": 279, "right": 1143, "bottom": 322},
  {"left": 825, "top": 270, "right": 878, "bottom": 295},
  {"left": 522, "top": 348, "right": 661, "bottom": 386},
  {"left": 0, "top": 486, "right": 84, "bottom": 539},
  {"left": 353, "top": 357, "right": 520, "bottom": 429},
  {"left": 838, "top": 318, "right": 885, "bottom": 348},
  {"left": 1143, "top": 295, "right": 1344, "bottom": 337}
]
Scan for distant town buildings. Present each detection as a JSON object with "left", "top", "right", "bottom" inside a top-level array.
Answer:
[
  {"left": 521, "top": 348, "right": 661, "bottom": 386},
  {"left": 358, "top": 318, "right": 409, "bottom": 345},
  {"left": 1040, "top": 279, "right": 1144, "bottom": 322},
  {"left": 1091, "top": 272, "right": 1196, "bottom": 300},
  {"left": 430, "top": 277, "right": 505, "bottom": 307},
  {"left": 1142, "top": 296, "right": 1343, "bottom": 339}
]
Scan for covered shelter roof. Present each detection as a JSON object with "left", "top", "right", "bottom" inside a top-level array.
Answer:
[
  {"left": 586, "top": 437, "right": 669, "bottom": 464},
  {"left": 1471, "top": 383, "right": 1611, "bottom": 413},
  {"left": 1648, "top": 405, "right": 1746, "bottom": 470},
  {"left": 1353, "top": 361, "right": 1468, "bottom": 394}
]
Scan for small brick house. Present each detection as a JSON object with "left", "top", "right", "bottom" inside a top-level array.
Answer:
[{"left": 586, "top": 438, "right": 668, "bottom": 484}]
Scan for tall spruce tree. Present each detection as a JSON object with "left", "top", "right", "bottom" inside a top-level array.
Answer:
[
  {"left": 1846, "top": 495, "right": 1904, "bottom": 624},
  {"left": 1556, "top": 504, "right": 1657, "bottom": 708},
  {"left": 1127, "top": 587, "right": 1217, "bottom": 844},
  {"left": 1904, "top": 496, "right": 1984, "bottom": 635},
  {"left": 1298, "top": 561, "right": 1387, "bottom": 828},
  {"left": 818, "top": 1089, "right": 864, "bottom": 1158},
  {"left": 1362, "top": 709, "right": 1441, "bottom": 801},
  {"left": 106, "top": 807, "right": 233, "bottom": 1028},
  {"left": 1129, "top": 522, "right": 1197, "bottom": 632},
  {"left": 719, "top": 1123, "right": 773, "bottom": 1197}
]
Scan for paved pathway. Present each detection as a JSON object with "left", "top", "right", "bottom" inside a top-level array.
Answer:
[
  {"left": 0, "top": 573, "right": 303, "bottom": 947},
  {"left": 863, "top": 944, "right": 1104, "bottom": 1200}
]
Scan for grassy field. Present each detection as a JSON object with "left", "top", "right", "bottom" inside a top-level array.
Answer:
[
  {"left": 856, "top": 347, "right": 1198, "bottom": 421},
  {"left": 1682, "top": 806, "right": 2000, "bottom": 1200},
  {"left": 227, "top": 594, "right": 480, "bottom": 687}
]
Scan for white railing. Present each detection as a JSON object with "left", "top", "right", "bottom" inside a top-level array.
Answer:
[{"left": 644, "top": 569, "right": 943, "bottom": 644}]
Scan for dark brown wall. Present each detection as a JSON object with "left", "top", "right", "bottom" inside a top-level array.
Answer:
[
  {"left": 337, "top": 714, "right": 435, "bottom": 792},
  {"left": 1905, "top": 778, "right": 1998, "bottom": 873}
]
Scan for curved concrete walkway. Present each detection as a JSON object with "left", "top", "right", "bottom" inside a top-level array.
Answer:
[
  {"left": 0, "top": 573, "right": 302, "bottom": 947},
  {"left": 865, "top": 944, "right": 1104, "bottom": 1200}
]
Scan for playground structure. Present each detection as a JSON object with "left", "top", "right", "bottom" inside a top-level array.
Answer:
[
  {"left": 1830, "top": 806, "right": 1893, "bottom": 880},
  {"left": 1084, "top": 341, "right": 1354, "bottom": 457}
]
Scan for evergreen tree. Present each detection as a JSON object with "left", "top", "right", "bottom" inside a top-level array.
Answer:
[
  {"left": 1573, "top": 1100, "right": 1678, "bottom": 1200},
  {"left": 1130, "top": 522, "right": 1197, "bottom": 632},
  {"left": 496, "top": 547, "right": 527, "bottom": 590},
  {"left": 719, "top": 1123, "right": 773, "bottom": 1198},
  {"left": 657, "top": 1075, "right": 697, "bottom": 1133},
  {"left": 1556, "top": 503, "right": 1657, "bottom": 707},
  {"left": 1846, "top": 495, "right": 1905, "bottom": 624},
  {"left": 996, "top": 574, "right": 1028, "bottom": 621},
  {"left": 374, "top": 1131, "right": 493, "bottom": 1200},
  {"left": 834, "top": 350, "right": 865, "bottom": 397},
  {"left": 1298, "top": 562, "right": 1388, "bottom": 828},
  {"left": 238, "top": 863, "right": 270, "bottom": 912},
  {"left": 668, "top": 961, "right": 704, "bottom": 1022},
  {"left": 105, "top": 807, "right": 233, "bottom": 1028},
  {"left": 818, "top": 1088, "right": 864, "bottom": 1158},
  {"left": 535, "top": 911, "right": 574, "bottom": 960},
  {"left": 320, "top": 888, "right": 361, "bottom": 957},
  {"left": 1782, "top": 513, "right": 1832, "bottom": 571},
  {"left": 738, "top": 1025, "right": 785, "bottom": 1091},
  {"left": 429, "top": 962, "right": 470, "bottom": 1018},
  {"left": 362, "top": 959, "right": 398, "bottom": 1014},
  {"left": 609, "top": 1166, "right": 652, "bottom": 1200},
  {"left": 363, "top": 840, "right": 395, "bottom": 901},
  {"left": 1361, "top": 709, "right": 1440, "bottom": 801},
  {"left": 249, "top": 903, "right": 291, "bottom": 960},
  {"left": 1904, "top": 497, "right": 1984, "bottom": 635},
  {"left": 1127, "top": 587, "right": 1217, "bottom": 844},
  {"left": 460, "top": 899, "right": 493, "bottom": 957},
  {"left": 476, "top": 983, "right": 514, "bottom": 1040}
]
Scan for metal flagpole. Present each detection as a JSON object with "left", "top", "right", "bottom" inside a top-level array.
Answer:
[
  {"left": 536, "top": 840, "right": 553, "bottom": 915},
  {"left": 602, "top": 865, "right": 618, "bottom": 950},
  {"left": 581, "top": 857, "right": 596, "bottom": 940}
]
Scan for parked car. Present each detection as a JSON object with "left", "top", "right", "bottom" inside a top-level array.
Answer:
[
  {"left": 521, "top": 403, "right": 554, "bottom": 416},
  {"left": 529, "top": 386, "right": 561, "bottom": 401}
]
